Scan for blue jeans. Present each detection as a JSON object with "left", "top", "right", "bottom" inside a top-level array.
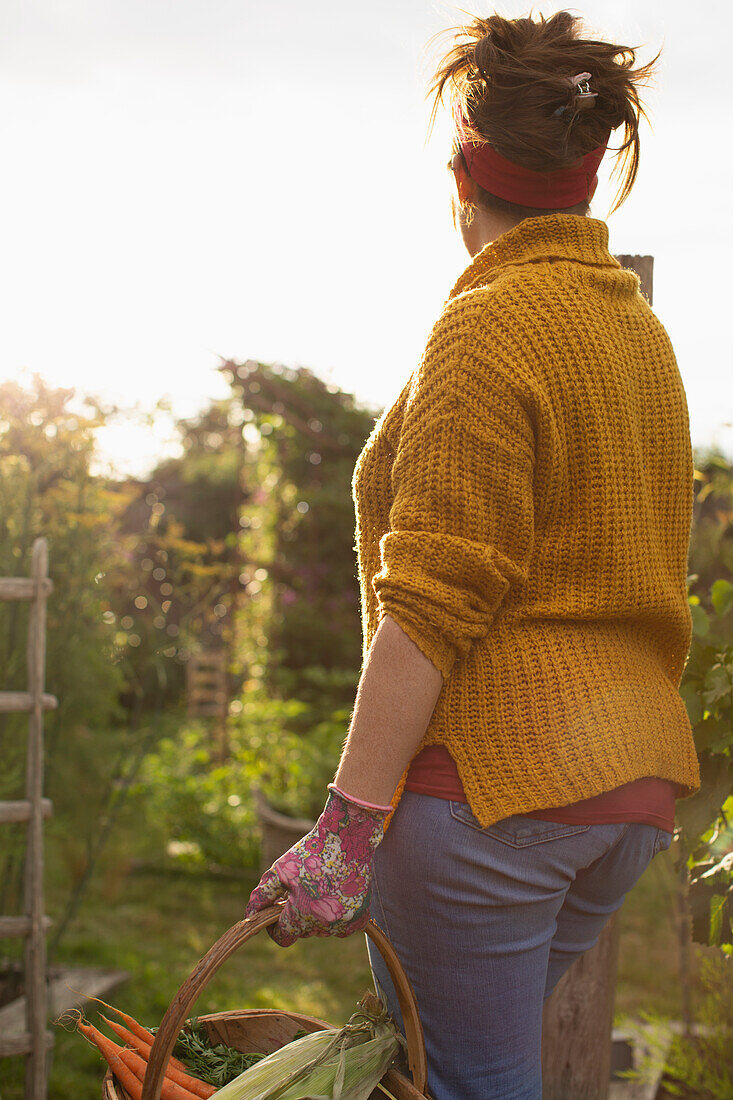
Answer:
[{"left": 366, "top": 791, "right": 672, "bottom": 1100}]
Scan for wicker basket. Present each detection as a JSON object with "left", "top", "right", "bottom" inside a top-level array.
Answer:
[{"left": 102, "top": 903, "right": 430, "bottom": 1100}]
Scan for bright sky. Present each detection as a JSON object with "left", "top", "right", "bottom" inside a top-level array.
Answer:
[{"left": 2, "top": 1, "right": 731, "bottom": 476}]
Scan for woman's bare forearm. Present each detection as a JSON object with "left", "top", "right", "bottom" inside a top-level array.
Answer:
[{"left": 333, "top": 613, "right": 444, "bottom": 805}]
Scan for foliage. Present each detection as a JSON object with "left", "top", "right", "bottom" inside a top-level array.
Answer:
[
  {"left": 135, "top": 720, "right": 259, "bottom": 870},
  {"left": 170, "top": 1021, "right": 267, "bottom": 1086},
  {"left": 222, "top": 359, "right": 377, "bottom": 702},
  {"left": 660, "top": 955, "right": 733, "bottom": 1098},
  {"left": 0, "top": 377, "right": 128, "bottom": 923},
  {"left": 676, "top": 452, "right": 733, "bottom": 955},
  {"left": 677, "top": 586, "right": 733, "bottom": 952},
  {"left": 0, "top": 368, "right": 376, "bottom": 930},
  {"left": 677, "top": 579, "right": 733, "bottom": 847},
  {"left": 0, "top": 376, "right": 243, "bottom": 731},
  {"left": 0, "top": 379, "right": 247, "bottom": 945},
  {"left": 154, "top": 400, "right": 245, "bottom": 545},
  {"left": 106, "top": 397, "right": 246, "bottom": 712},
  {"left": 0, "top": 377, "right": 126, "bottom": 747},
  {"left": 230, "top": 678, "right": 354, "bottom": 821},
  {"left": 269, "top": 665, "right": 360, "bottom": 713},
  {"left": 688, "top": 451, "right": 733, "bottom": 594}
]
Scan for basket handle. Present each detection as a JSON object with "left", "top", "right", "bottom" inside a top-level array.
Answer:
[{"left": 141, "top": 903, "right": 428, "bottom": 1100}]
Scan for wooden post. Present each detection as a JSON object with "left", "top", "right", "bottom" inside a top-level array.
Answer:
[
  {"left": 615, "top": 255, "right": 654, "bottom": 304},
  {"left": 541, "top": 916, "right": 621, "bottom": 1099},
  {"left": 540, "top": 255, "right": 654, "bottom": 1100},
  {"left": 24, "top": 538, "right": 51, "bottom": 1099}
]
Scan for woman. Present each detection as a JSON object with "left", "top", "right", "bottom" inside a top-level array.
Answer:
[{"left": 245, "top": 11, "right": 700, "bottom": 1099}]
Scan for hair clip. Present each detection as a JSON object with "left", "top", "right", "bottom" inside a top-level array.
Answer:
[{"left": 553, "top": 71, "right": 598, "bottom": 117}]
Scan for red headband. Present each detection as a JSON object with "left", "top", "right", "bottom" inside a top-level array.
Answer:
[{"left": 454, "top": 109, "right": 608, "bottom": 209}]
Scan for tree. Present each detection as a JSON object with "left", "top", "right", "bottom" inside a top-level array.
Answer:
[
  {"left": 222, "top": 358, "right": 376, "bottom": 708},
  {"left": 0, "top": 376, "right": 126, "bottom": 928},
  {"left": 105, "top": 398, "right": 246, "bottom": 715}
]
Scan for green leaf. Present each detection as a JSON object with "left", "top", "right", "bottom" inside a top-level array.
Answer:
[
  {"left": 693, "top": 715, "right": 733, "bottom": 754},
  {"left": 702, "top": 664, "right": 732, "bottom": 707},
  {"left": 688, "top": 878, "right": 717, "bottom": 944},
  {"left": 676, "top": 755, "right": 733, "bottom": 842},
  {"left": 690, "top": 604, "right": 710, "bottom": 637},
  {"left": 709, "top": 893, "right": 726, "bottom": 946},
  {"left": 681, "top": 684, "right": 704, "bottom": 727},
  {"left": 687, "top": 876, "right": 733, "bottom": 947},
  {"left": 692, "top": 721, "right": 714, "bottom": 754},
  {"left": 682, "top": 641, "right": 716, "bottom": 682},
  {"left": 711, "top": 579, "right": 733, "bottom": 617}
]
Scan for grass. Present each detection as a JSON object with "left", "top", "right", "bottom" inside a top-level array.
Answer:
[{"left": 0, "top": 835, "right": 706, "bottom": 1099}]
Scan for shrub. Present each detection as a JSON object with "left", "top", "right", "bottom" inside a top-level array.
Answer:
[
  {"left": 135, "top": 720, "right": 259, "bottom": 871},
  {"left": 662, "top": 955, "right": 733, "bottom": 1098},
  {"left": 230, "top": 678, "right": 355, "bottom": 821}
]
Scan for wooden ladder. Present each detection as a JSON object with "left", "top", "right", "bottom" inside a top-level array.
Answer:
[{"left": 0, "top": 537, "right": 57, "bottom": 1098}]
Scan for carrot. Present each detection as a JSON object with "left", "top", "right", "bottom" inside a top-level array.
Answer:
[
  {"left": 99, "top": 1014, "right": 216, "bottom": 1099},
  {"left": 77, "top": 1019, "right": 143, "bottom": 1100},
  {"left": 84, "top": 997, "right": 159, "bottom": 1046},
  {"left": 118, "top": 1049, "right": 202, "bottom": 1100},
  {"left": 99, "top": 1014, "right": 154, "bottom": 1058},
  {"left": 85, "top": 997, "right": 188, "bottom": 1075},
  {"left": 79, "top": 1020, "right": 201, "bottom": 1100}
]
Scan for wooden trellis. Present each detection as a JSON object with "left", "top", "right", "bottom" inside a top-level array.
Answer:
[
  {"left": 186, "top": 647, "right": 230, "bottom": 761},
  {"left": 0, "top": 538, "right": 57, "bottom": 1099},
  {"left": 186, "top": 649, "right": 229, "bottom": 720}
]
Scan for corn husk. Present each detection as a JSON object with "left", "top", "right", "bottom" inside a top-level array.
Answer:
[{"left": 213, "top": 994, "right": 403, "bottom": 1100}]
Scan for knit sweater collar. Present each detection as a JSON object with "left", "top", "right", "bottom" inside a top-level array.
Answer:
[{"left": 449, "top": 213, "right": 620, "bottom": 299}]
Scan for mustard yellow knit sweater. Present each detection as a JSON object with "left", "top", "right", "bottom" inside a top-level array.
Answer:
[{"left": 352, "top": 213, "right": 700, "bottom": 829}]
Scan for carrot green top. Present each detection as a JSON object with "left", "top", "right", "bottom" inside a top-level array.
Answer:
[{"left": 352, "top": 213, "right": 700, "bottom": 828}]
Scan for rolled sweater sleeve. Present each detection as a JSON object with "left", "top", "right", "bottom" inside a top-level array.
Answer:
[{"left": 371, "top": 295, "right": 536, "bottom": 679}]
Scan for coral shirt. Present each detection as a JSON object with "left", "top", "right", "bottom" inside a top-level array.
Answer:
[{"left": 405, "top": 745, "right": 676, "bottom": 832}]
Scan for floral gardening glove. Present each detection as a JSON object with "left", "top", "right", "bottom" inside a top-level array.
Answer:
[{"left": 243, "top": 785, "right": 390, "bottom": 948}]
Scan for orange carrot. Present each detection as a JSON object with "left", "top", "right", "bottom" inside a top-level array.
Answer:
[
  {"left": 99, "top": 1014, "right": 154, "bottom": 1058},
  {"left": 99, "top": 1014, "right": 216, "bottom": 1099},
  {"left": 85, "top": 997, "right": 159, "bottom": 1045},
  {"left": 117, "top": 1048, "right": 202, "bottom": 1100},
  {"left": 86, "top": 997, "right": 188, "bottom": 1074},
  {"left": 79, "top": 1020, "right": 201, "bottom": 1100},
  {"left": 77, "top": 1020, "right": 143, "bottom": 1100}
]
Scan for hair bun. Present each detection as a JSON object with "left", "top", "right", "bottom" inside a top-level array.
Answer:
[{"left": 428, "top": 11, "right": 660, "bottom": 213}]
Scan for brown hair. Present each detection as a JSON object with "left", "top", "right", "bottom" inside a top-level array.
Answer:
[{"left": 428, "top": 10, "right": 661, "bottom": 216}]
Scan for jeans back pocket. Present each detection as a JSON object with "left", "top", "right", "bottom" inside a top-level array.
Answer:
[{"left": 450, "top": 801, "right": 592, "bottom": 848}]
